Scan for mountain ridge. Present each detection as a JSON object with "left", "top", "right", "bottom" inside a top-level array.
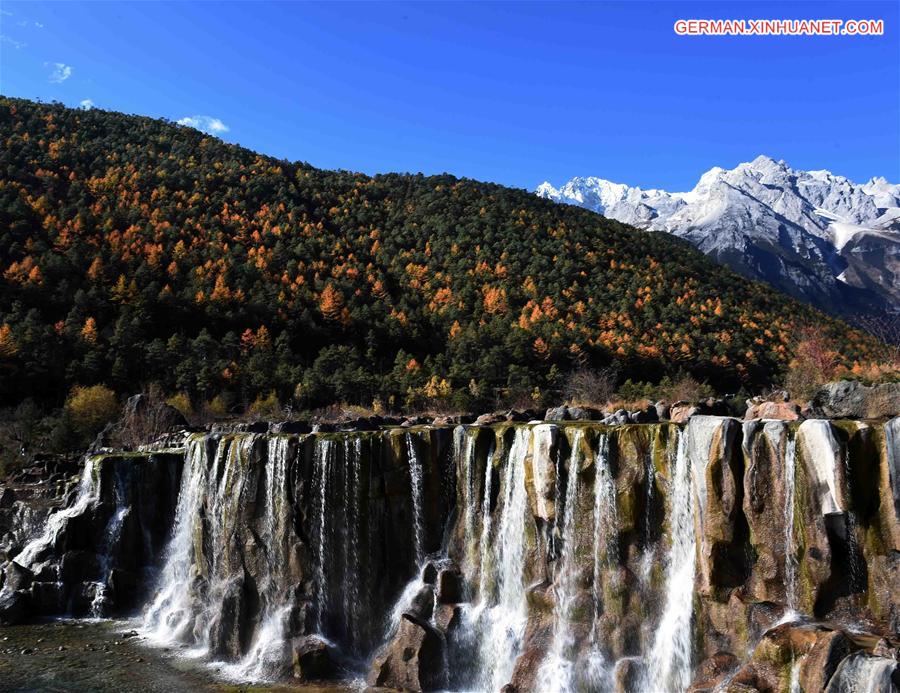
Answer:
[
  {"left": 537, "top": 156, "right": 900, "bottom": 316},
  {"left": 0, "top": 98, "right": 889, "bottom": 412}
]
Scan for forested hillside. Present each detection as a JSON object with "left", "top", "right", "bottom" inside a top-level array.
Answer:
[{"left": 0, "top": 97, "right": 887, "bottom": 414}]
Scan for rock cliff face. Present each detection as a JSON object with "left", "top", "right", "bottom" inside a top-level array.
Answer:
[{"left": 0, "top": 418, "right": 898, "bottom": 692}]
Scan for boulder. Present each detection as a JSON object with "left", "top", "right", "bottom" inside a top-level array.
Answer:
[
  {"left": 436, "top": 568, "right": 463, "bottom": 604},
  {"left": 402, "top": 416, "right": 433, "bottom": 427},
  {"left": 291, "top": 635, "right": 337, "bottom": 681},
  {"left": 59, "top": 550, "right": 102, "bottom": 584},
  {"left": 0, "top": 488, "right": 15, "bottom": 509},
  {"left": 407, "top": 583, "right": 435, "bottom": 621},
  {"left": 799, "top": 629, "right": 854, "bottom": 692},
  {"left": 29, "top": 581, "right": 64, "bottom": 615},
  {"left": 688, "top": 651, "right": 739, "bottom": 692},
  {"left": 567, "top": 406, "right": 603, "bottom": 421},
  {"left": 613, "top": 657, "right": 645, "bottom": 693},
  {"left": 475, "top": 412, "right": 505, "bottom": 426},
  {"left": 270, "top": 420, "right": 312, "bottom": 434},
  {"left": 809, "top": 380, "right": 900, "bottom": 419},
  {"left": 744, "top": 401, "right": 802, "bottom": 421},
  {"left": 433, "top": 603, "right": 461, "bottom": 635},
  {"left": 602, "top": 409, "right": 631, "bottom": 426},
  {"left": 670, "top": 401, "right": 701, "bottom": 423},
  {"left": 825, "top": 652, "right": 899, "bottom": 693},
  {"left": 421, "top": 561, "right": 438, "bottom": 585},
  {"left": 631, "top": 405, "right": 658, "bottom": 424},
  {"left": 728, "top": 623, "right": 850, "bottom": 693},
  {"left": 0, "top": 588, "right": 30, "bottom": 625},
  {"left": 123, "top": 393, "right": 188, "bottom": 430},
  {"left": 544, "top": 406, "right": 569, "bottom": 421},
  {"left": 3, "top": 561, "right": 33, "bottom": 592},
  {"left": 367, "top": 613, "right": 445, "bottom": 691},
  {"left": 654, "top": 400, "right": 671, "bottom": 420}
]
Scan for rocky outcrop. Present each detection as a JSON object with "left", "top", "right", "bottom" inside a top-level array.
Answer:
[
  {"left": 744, "top": 400, "right": 802, "bottom": 421},
  {"left": 368, "top": 614, "right": 446, "bottom": 691},
  {"left": 0, "top": 451, "right": 182, "bottom": 624},
  {"left": 809, "top": 380, "right": 900, "bottom": 419},
  {"left": 1, "top": 416, "right": 898, "bottom": 691}
]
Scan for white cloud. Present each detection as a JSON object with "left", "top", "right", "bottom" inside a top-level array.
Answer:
[
  {"left": 1, "top": 35, "right": 26, "bottom": 50},
  {"left": 79, "top": 99, "right": 94, "bottom": 109},
  {"left": 177, "top": 115, "right": 230, "bottom": 136},
  {"left": 46, "top": 62, "right": 72, "bottom": 83},
  {"left": 34, "top": 22, "right": 44, "bottom": 29}
]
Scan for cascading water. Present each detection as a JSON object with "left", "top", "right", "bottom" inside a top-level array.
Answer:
[
  {"left": 585, "top": 432, "right": 617, "bottom": 685},
  {"left": 455, "top": 426, "right": 479, "bottom": 576},
  {"left": 473, "top": 428, "right": 531, "bottom": 692},
  {"left": 314, "top": 438, "right": 333, "bottom": 633},
  {"left": 646, "top": 429, "right": 696, "bottom": 693},
  {"left": 143, "top": 435, "right": 213, "bottom": 644},
  {"left": 406, "top": 433, "right": 426, "bottom": 568},
  {"left": 14, "top": 457, "right": 98, "bottom": 569},
  {"left": 783, "top": 433, "right": 798, "bottom": 613},
  {"left": 341, "top": 437, "right": 364, "bottom": 651},
  {"left": 537, "top": 430, "right": 583, "bottom": 693},
  {"left": 230, "top": 435, "right": 292, "bottom": 680},
  {"left": 476, "top": 433, "right": 498, "bottom": 600}
]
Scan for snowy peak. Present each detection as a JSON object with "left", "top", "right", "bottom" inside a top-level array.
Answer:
[{"left": 536, "top": 157, "right": 900, "bottom": 316}]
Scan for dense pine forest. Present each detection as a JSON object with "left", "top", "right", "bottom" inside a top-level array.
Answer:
[{"left": 0, "top": 97, "right": 890, "bottom": 421}]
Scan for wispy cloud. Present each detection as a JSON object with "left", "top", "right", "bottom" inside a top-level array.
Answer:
[
  {"left": 46, "top": 62, "right": 72, "bottom": 83},
  {"left": 177, "top": 115, "right": 230, "bottom": 136},
  {"left": 1, "top": 35, "right": 27, "bottom": 50},
  {"left": 79, "top": 99, "right": 94, "bottom": 109},
  {"left": 17, "top": 20, "right": 43, "bottom": 28}
]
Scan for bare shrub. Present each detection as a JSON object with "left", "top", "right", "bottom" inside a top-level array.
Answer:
[
  {"left": 118, "top": 384, "right": 185, "bottom": 449},
  {"left": 785, "top": 325, "right": 841, "bottom": 401},
  {"left": 564, "top": 366, "right": 619, "bottom": 407},
  {"left": 856, "top": 313, "right": 900, "bottom": 365}
]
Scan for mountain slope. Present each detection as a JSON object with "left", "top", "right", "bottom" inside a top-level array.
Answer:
[
  {"left": 0, "top": 98, "right": 886, "bottom": 410},
  {"left": 537, "top": 156, "right": 900, "bottom": 316}
]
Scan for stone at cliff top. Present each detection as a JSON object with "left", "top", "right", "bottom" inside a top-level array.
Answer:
[
  {"left": 808, "top": 380, "right": 900, "bottom": 419},
  {"left": 567, "top": 406, "right": 603, "bottom": 421},
  {"left": 544, "top": 406, "right": 569, "bottom": 421},
  {"left": 669, "top": 401, "right": 701, "bottom": 423},
  {"left": 744, "top": 400, "right": 802, "bottom": 421}
]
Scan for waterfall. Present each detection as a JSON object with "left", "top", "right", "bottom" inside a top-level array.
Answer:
[
  {"left": 14, "top": 457, "right": 98, "bottom": 569},
  {"left": 456, "top": 426, "right": 479, "bottom": 575},
  {"left": 537, "top": 429, "right": 583, "bottom": 692},
  {"left": 473, "top": 427, "right": 531, "bottom": 692},
  {"left": 342, "top": 437, "right": 363, "bottom": 651},
  {"left": 471, "top": 431, "right": 498, "bottom": 601},
  {"left": 784, "top": 433, "right": 798, "bottom": 613},
  {"left": 143, "top": 435, "right": 213, "bottom": 644},
  {"left": 406, "top": 433, "right": 426, "bottom": 568},
  {"left": 314, "top": 438, "right": 333, "bottom": 633},
  {"left": 90, "top": 503, "right": 129, "bottom": 618},
  {"left": 585, "top": 432, "right": 617, "bottom": 686},
  {"left": 788, "top": 656, "right": 801, "bottom": 693},
  {"left": 646, "top": 429, "right": 696, "bottom": 692},
  {"left": 230, "top": 435, "right": 292, "bottom": 680}
]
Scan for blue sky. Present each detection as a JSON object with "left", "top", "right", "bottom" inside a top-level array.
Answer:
[{"left": 1, "top": 1, "right": 897, "bottom": 191}]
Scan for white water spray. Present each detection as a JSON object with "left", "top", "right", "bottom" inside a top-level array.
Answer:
[
  {"left": 537, "top": 430, "right": 584, "bottom": 692},
  {"left": 405, "top": 433, "right": 426, "bottom": 568},
  {"left": 646, "top": 429, "right": 696, "bottom": 692}
]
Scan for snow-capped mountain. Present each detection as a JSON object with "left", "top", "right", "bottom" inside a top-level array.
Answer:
[{"left": 537, "top": 156, "right": 900, "bottom": 316}]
